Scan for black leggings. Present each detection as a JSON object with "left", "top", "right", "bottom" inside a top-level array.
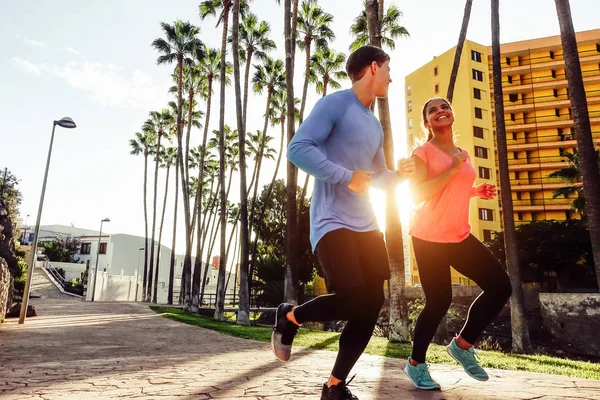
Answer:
[
  {"left": 294, "top": 278, "right": 385, "bottom": 381},
  {"left": 411, "top": 234, "right": 512, "bottom": 364}
]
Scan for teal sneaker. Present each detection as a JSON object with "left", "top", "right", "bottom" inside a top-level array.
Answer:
[
  {"left": 403, "top": 358, "right": 441, "bottom": 390},
  {"left": 446, "top": 338, "right": 489, "bottom": 381}
]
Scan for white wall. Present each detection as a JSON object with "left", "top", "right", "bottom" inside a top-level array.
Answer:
[{"left": 48, "top": 261, "right": 87, "bottom": 281}]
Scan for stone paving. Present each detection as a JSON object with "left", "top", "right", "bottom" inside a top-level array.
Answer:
[{"left": 1, "top": 270, "right": 600, "bottom": 399}]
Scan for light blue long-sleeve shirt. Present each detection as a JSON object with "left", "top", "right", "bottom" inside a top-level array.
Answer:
[{"left": 287, "top": 89, "right": 401, "bottom": 252}]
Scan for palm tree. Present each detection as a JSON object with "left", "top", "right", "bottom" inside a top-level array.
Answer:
[
  {"left": 168, "top": 141, "right": 179, "bottom": 305},
  {"left": 235, "top": 12, "right": 277, "bottom": 128},
  {"left": 296, "top": 0, "right": 335, "bottom": 123},
  {"left": 309, "top": 48, "right": 347, "bottom": 97},
  {"left": 144, "top": 109, "right": 174, "bottom": 302},
  {"left": 283, "top": 0, "right": 299, "bottom": 304},
  {"left": 153, "top": 146, "right": 177, "bottom": 303},
  {"left": 152, "top": 20, "right": 204, "bottom": 310},
  {"left": 129, "top": 130, "right": 156, "bottom": 300},
  {"left": 349, "top": 1, "right": 409, "bottom": 52},
  {"left": 555, "top": 0, "right": 600, "bottom": 291},
  {"left": 364, "top": 0, "right": 410, "bottom": 342},
  {"left": 446, "top": 0, "right": 473, "bottom": 104},
  {"left": 548, "top": 151, "right": 600, "bottom": 218},
  {"left": 491, "top": 0, "right": 532, "bottom": 353}
]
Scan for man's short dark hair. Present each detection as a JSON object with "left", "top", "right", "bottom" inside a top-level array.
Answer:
[{"left": 346, "top": 45, "right": 390, "bottom": 83}]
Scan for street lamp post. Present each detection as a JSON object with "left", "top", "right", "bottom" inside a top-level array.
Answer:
[
  {"left": 19, "top": 118, "right": 77, "bottom": 324},
  {"left": 90, "top": 217, "right": 110, "bottom": 301},
  {"left": 135, "top": 247, "right": 144, "bottom": 301}
]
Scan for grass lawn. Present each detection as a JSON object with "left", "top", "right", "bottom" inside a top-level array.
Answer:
[{"left": 151, "top": 306, "right": 600, "bottom": 380}]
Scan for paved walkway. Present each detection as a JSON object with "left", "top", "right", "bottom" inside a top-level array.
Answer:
[{"left": 1, "top": 274, "right": 599, "bottom": 399}]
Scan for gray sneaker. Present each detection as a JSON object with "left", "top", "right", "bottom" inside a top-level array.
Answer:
[{"left": 271, "top": 303, "right": 299, "bottom": 362}]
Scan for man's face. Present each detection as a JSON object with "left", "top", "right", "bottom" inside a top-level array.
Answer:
[{"left": 374, "top": 60, "right": 392, "bottom": 98}]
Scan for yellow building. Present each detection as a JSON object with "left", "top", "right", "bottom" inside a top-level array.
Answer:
[
  {"left": 405, "top": 40, "right": 502, "bottom": 286},
  {"left": 488, "top": 29, "right": 600, "bottom": 223}
]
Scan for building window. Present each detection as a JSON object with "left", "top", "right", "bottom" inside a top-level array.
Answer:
[
  {"left": 408, "top": 117, "right": 413, "bottom": 129},
  {"left": 475, "top": 107, "right": 483, "bottom": 119},
  {"left": 99, "top": 242, "right": 107, "bottom": 255},
  {"left": 514, "top": 171, "right": 520, "bottom": 180},
  {"left": 516, "top": 192, "right": 522, "bottom": 200},
  {"left": 80, "top": 242, "right": 91, "bottom": 255},
  {"left": 483, "top": 229, "right": 494, "bottom": 242},
  {"left": 479, "top": 208, "right": 494, "bottom": 221},
  {"left": 559, "top": 148, "right": 565, "bottom": 156},
  {"left": 506, "top": 57, "right": 511, "bottom": 66},
  {"left": 555, "top": 108, "right": 560, "bottom": 117},
  {"left": 434, "top": 83, "right": 439, "bottom": 93},
  {"left": 473, "top": 126, "right": 484, "bottom": 138},
  {"left": 407, "top": 85, "right": 412, "bottom": 96},
  {"left": 597, "top": 44, "right": 600, "bottom": 53},
  {"left": 510, "top": 113, "right": 516, "bottom": 121},
  {"left": 471, "top": 50, "right": 482, "bottom": 62},
  {"left": 474, "top": 88, "right": 482, "bottom": 99},
  {"left": 434, "top": 66, "right": 438, "bottom": 76},
  {"left": 509, "top": 93, "right": 518, "bottom": 102},
  {"left": 472, "top": 69, "right": 484, "bottom": 82},
  {"left": 507, "top": 75, "right": 513, "bottom": 84},
  {"left": 479, "top": 166, "right": 491, "bottom": 179},
  {"left": 552, "top": 69, "right": 557, "bottom": 78},
  {"left": 474, "top": 146, "right": 489, "bottom": 159},
  {"left": 550, "top": 50, "right": 555, "bottom": 59},
  {"left": 407, "top": 100, "right": 412, "bottom": 112},
  {"left": 517, "top": 212, "right": 524, "bottom": 221},
  {"left": 553, "top": 89, "right": 559, "bottom": 97},
  {"left": 513, "top": 151, "right": 519, "bottom": 160},
  {"left": 512, "top": 132, "right": 517, "bottom": 140}
]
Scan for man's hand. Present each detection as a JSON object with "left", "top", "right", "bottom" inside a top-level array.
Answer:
[
  {"left": 348, "top": 170, "right": 373, "bottom": 195},
  {"left": 474, "top": 183, "right": 497, "bottom": 199},
  {"left": 397, "top": 157, "right": 416, "bottom": 179}
]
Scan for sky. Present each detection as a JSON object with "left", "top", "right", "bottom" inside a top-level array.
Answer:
[{"left": 1, "top": 0, "right": 599, "bottom": 254}]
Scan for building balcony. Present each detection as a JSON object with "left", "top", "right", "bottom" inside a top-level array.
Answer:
[
  {"left": 510, "top": 181, "right": 581, "bottom": 192},
  {"left": 491, "top": 71, "right": 600, "bottom": 95},
  {"left": 513, "top": 204, "right": 572, "bottom": 212},
  {"left": 503, "top": 90, "right": 600, "bottom": 113},
  {"left": 495, "top": 50, "right": 600, "bottom": 76}
]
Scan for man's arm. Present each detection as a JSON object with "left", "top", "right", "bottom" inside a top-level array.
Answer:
[{"left": 287, "top": 96, "right": 353, "bottom": 186}]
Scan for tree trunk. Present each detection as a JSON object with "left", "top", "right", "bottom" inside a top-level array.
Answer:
[
  {"left": 446, "top": 0, "right": 473, "bottom": 104},
  {"left": 225, "top": 223, "right": 239, "bottom": 295},
  {"left": 147, "top": 132, "right": 162, "bottom": 302},
  {"left": 192, "top": 178, "right": 216, "bottom": 310},
  {"left": 249, "top": 116, "right": 286, "bottom": 286},
  {"left": 168, "top": 154, "right": 179, "bottom": 305},
  {"left": 491, "top": 0, "right": 532, "bottom": 353},
  {"left": 242, "top": 46, "right": 254, "bottom": 130},
  {"left": 142, "top": 153, "right": 149, "bottom": 300},
  {"left": 284, "top": 0, "right": 299, "bottom": 304},
  {"left": 299, "top": 37, "right": 312, "bottom": 124},
  {"left": 153, "top": 164, "right": 170, "bottom": 303},
  {"left": 185, "top": 88, "right": 195, "bottom": 187},
  {"left": 366, "top": 0, "right": 410, "bottom": 342},
  {"left": 176, "top": 54, "right": 194, "bottom": 311},
  {"left": 199, "top": 195, "right": 220, "bottom": 306},
  {"left": 555, "top": 0, "right": 600, "bottom": 291}
]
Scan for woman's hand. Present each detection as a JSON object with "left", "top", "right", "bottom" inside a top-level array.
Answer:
[{"left": 474, "top": 183, "right": 497, "bottom": 200}]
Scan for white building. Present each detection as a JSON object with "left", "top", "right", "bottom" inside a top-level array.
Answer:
[{"left": 36, "top": 225, "right": 236, "bottom": 304}]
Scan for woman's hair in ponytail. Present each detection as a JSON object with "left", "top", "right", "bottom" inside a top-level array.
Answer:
[{"left": 421, "top": 97, "right": 452, "bottom": 142}]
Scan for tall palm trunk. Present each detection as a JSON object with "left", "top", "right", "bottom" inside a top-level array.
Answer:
[
  {"left": 168, "top": 154, "right": 179, "bottom": 305},
  {"left": 491, "top": 0, "right": 532, "bottom": 353},
  {"left": 366, "top": 0, "right": 410, "bottom": 342},
  {"left": 153, "top": 163, "right": 171, "bottom": 303},
  {"left": 230, "top": 0, "right": 252, "bottom": 325},
  {"left": 299, "top": 37, "right": 312, "bottom": 124},
  {"left": 176, "top": 54, "right": 194, "bottom": 311},
  {"left": 185, "top": 89, "right": 195, "bottom": 187},
  {"left": 249, "top": 116, "right": 286, "bottom": 284},
  {"left": 214, "top": 0, "right": 230, "bottom": 321},
  {"left": 248, "top": 90, "right": 273, "bottom": 235},
  {"left": 198, "top": 190, "right": 219, "bottom": 306},
  {"left": 555, "top": 0, "right": 600, "bottom": 291},
  {"left": 284, "top": 0, "right": 299, "bottom": 303},
  {"left": 147, "top": 131, "right": 163, "bottom": 302},
  {"left": 225, "top": 223, "right": 240, "bottom": 295},
  {"left": 191, "top": 79, "right": 213, "bottom": 234},
  {"left": 242, "top": 46, "right": 254, "bottom": 128},
  {"left": 446, "top": 0, "right": 473, "bottom": 104},
  {"left": 142, "top": 152, "right": 150, "bottom": 300}
]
